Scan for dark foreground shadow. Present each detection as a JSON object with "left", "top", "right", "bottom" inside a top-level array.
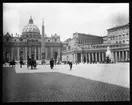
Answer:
[{"left": 3, "top": 67, "right": 130, "bottom": 102}]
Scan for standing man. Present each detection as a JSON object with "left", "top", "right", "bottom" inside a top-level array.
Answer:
[
  {"left": 20, "top": 59, "right": 23, "bottom": 68},
  {"left": 68, "top": 61, "right": 72, "bottom": 70},
  {"left": 50, "top": 58, "right": 54, "bottom": 69},
  {"left": 27, "top": 58, "right": 31, "bottom": 69}
]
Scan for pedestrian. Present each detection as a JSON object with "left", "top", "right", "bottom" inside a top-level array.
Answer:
[
  {"left": 20, "top": 59, "right": 23, "bottom": 68},
  {"left": 68, "top": 61, "right": 72, "bottom": 70},
  {"left": 50, "top": 58, "right": 54, "bottom": 69},
  {"left": 30, "top": 59, "right": 34, "bottom": 69},
  {"left": 12, "top": 59, "right": 16, "bottom": 67},
  {"left": 27, "top": 58, "right": 30, "bottom": 69}
]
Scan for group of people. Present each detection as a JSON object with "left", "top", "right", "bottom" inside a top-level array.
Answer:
[
  {"left": 27, "top": 58, "right": 37, "bottom": 69},
  {"left": 18, "top": 58, "right": 37, "bottom": 69},
  {"left": 3, "top": 58, "right": 73, "bottom": 70},
  {"left": 49, "top": 58, "right": 73, "bottom": 70}
]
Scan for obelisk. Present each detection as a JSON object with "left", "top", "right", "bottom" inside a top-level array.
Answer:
[{"left": 41, "top": 18, "right": 45, "bottom": 62}]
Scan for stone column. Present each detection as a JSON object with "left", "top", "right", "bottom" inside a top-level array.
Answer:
[
  {"left": 85, "top": 53, "right": 87, "bottom": 63},
  {"left": 111, "top": 52, "right": 114, "bottom": 62},
  {"left": 99, "top": 52, "right": 101, "bottom": 62},
  {"left": 95, "top": 52, "right": 97, "bottom": 62},
  {"left": 23, "top": 47, "right": 25, "bottom": 60},
  {"left": 89, "top": 53, "right": 91, "bottom": 62},
  {"left": 17, "top": 47, "right": 19, "bottom": 61},
  {"left": 34, "top": 47, "right": 36, "bottom": 60},
  {"left": 11, "top": 47, "right": 14, "bottom": 60},
  {"left": 75, "top": 53, "right": 76, "bottom": 63},
  {"left": 29, "top": 47, "right": 31, "bottom": 58},
  {"left": 119, "top": 51, "right": 120, "bottom": 61},
  {"left": 102, "top": 52, "right": 104, "bottom": 61},
  {"left": 25, "top": 47, "right": 27, "bottom": 60},
  {"left": 115, "top": 51, "right": 117, "bottom": 62},
  {"left": 112, "top": 52, "right": 115, "bottom": 62},
  {"left": 125, "top": 51, "right": 128, "bottom": 61},
  {"left": 39, "top": 47, "right": 42, "bottom": 60},
  {"left": 128, "top": 51, "right": 129, "bottom": 61},
  {"left": 73, "top": 53, "right": 75, "bottom": 63},
  {"left": 72, "top": 53, "right": 74, "bottom": 63},
  {"left": 75, "top": 53, "right": 77, "bottom": 63},
  {"left": 50, "top": 47, "right": 53, "bottom": 58},
  {"left": 92, "top": 53, "right": 94, "bottom": 62},
  {"left": 38, "top": 47, "right": 40, "bottom": 60},
  {"left": 58, "top": 48, "right": 60, "bottom": 60},
  {"left": 122, "top": 51, "right": 124, "bottom": 61}
]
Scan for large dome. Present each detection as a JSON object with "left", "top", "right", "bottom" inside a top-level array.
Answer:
[{"left": 22, "top": 17, "right": 41, "bottom": 39}]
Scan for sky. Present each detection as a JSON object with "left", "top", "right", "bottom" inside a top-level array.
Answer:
[{"left": 3, "top": 3, "right": 129, "bottom": 41}]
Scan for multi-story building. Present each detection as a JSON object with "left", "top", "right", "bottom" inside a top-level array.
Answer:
[
  {"left": 73, "top": 32, "right": 103, "bottom": 45},
  {"left": 107, "top": 23, "right": 129, "bottom": 44},
  {"left": 103, "top": 36, "right": 108, "bottom": 44},
  {"left": 62, "top": 33, "right": 104, "bottom": 62},
  {"left": 3, "top": 17, "right": 62, "bottom": 62},
  {"left": 62, "top": 23, "right": 129, "bottom": 63}
]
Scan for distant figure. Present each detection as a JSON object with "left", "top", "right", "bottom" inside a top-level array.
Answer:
[
  {"left": 9, "top": 59, "right": 16, "bottom": 67},
  {"left": 20, "top": 59, "right": 23, "bottom": 68},
  {"left": 50, "top": 58, "right": 54, "bottom": 69},
  {"left": 68, "top": 61, "right": 72, "bottom": 70},
  {"left": 30, "top": 59, "right": 37, "bottom": 69},
  {"left": 33, "top": 59, "right": 37, "bottom": 69},
  {"left": 27, "top": 58, "right": 31, "bottom": 69}
]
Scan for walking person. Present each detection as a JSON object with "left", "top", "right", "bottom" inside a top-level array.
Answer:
[
  {"left": 50, "top": 58, "right": 54, "bottom": 69},
  {"left": 19, "top": 59, "right": 23, "bottom": 68},
  {"left": 68, "top": 61, "right": 72, "bottom": 70},
  {"left": 27, "top": 58, "right": 30, "bottom": 69},
  {"left": 12, "top": 59, "right": 16, "bottom": 67}
]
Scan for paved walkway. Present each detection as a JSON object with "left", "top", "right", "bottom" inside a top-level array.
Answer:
[
  {"left": 14, "top": 63, "right": 129, "bottom": 88},
  {"left": 3, "top": 64, "right": 130, "bottom": 102}
]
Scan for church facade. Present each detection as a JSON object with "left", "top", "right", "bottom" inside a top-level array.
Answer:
[{"left": 3, "top": 17, "right": 62, "bottom": 62}]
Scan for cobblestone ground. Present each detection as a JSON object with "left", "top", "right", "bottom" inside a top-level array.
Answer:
[{"left": 3, "top": 67, "right": 130, "bottom": 102}]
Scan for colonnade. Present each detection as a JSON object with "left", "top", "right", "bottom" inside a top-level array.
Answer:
[
  {"left": 11, "top": 47, "right": 41, "bottom": 61},
  {"left": 73, "top": 50, "right": 129, "bottom": 63},
  {"left": 10, "top": 46, "right": 61, "bottom": 61},
  {"left": 113, "top": 50, "right": 129, "bottom": 62}
]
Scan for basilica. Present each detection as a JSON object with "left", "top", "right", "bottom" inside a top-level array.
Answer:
[
  {"left": 3, "top": 17, "right": 129, "bottom": 64},
  {"left": 3, "top": 17, "right": 63, "bottom": 62}
]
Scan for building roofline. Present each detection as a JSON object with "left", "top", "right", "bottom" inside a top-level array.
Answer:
[
  {"left": 73, "top": 32, "right": 102, "bottom": 38},
  {"left": 103, "top": 36, "right": 107, "bottom": 38},
  {"left": 107, "top": 23, "right": 129, "bottom": 31}
]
